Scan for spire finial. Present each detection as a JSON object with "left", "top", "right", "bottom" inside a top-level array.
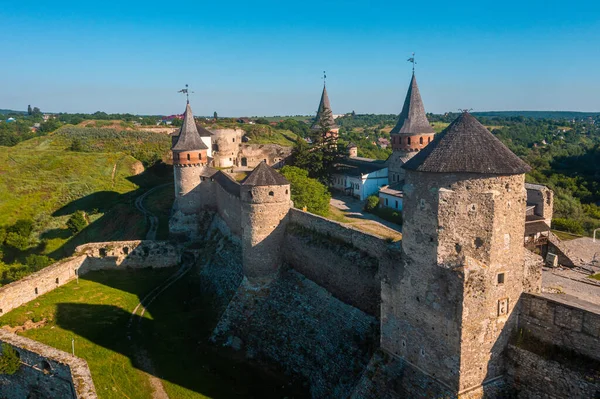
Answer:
[
  {"left": 178, "top": 84, "right": 194, "bottom": 104},
  {"left": 407, "top": 53, "right": 416, "bottom": 74},
  {"left": 322, "top": 70, "right": 327, "bottom": 87}
]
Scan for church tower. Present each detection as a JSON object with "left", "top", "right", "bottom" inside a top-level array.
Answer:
[
  {"left": 311, "top": 85, "right": 339, "bottom": 139},
  {"left": 381, "top": 112, "right": 532, "bottom": 395},
  {"left": 388, "top": 73, "right": 435, "bottom": 184},
  {"left": 172, "top": 102, "right": 209, "bottom": 215}
]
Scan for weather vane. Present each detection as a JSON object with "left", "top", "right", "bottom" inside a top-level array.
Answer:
[
  {"left": 458, "top": 108, "right": 473, "bottom": 113},
  {"left": 407, "top": 53, "right": 416, "bottom": 74},
  {"left": 178, "top": 84, "right": 194, "bottom": 104},
  {"left": 322, "top": 71, "right": 327, "bottom": 86}
]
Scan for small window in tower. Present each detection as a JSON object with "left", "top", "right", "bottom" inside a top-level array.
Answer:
[
  {"left": 497, "top": 273, "right": 505, "bottom": 285},
  {"left": 187, "top": 154, "right": 190, "bottom": 161},
  {"left": 199, "top": 153, "right": 202, "bottom": 160},
  {"left": 407, "top": 137, "right": 411, "bottom": 145},
  {"left": 399, "top": 137, "right": 403, "bottom": 144},
  {"left": 428, "top": 137, "right": 431, "bottom": 143},
  {"left": 232, "top": 138, "right": 235, "bottom": 142},
  {"left": 55, "top": 278, "right": 59, "bottom": 284},
  {"left": 385, "top": 198, "right": 388, "bottom": 206},
  {"left": 35, "top": 287, "right": 38, "bottom": 295},
  {"left": 420, "top": 137, "right": 423, "bottom": 144},
  {"left": 269, "top": 191, "right": 274, "bottom": 196}
]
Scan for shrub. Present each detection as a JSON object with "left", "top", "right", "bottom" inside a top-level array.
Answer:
[
  {"left": 373, "top": 207, "right": 403, "bottom": 225},
  {"left": 25, "top": 254, "right": 53, "bottom": 272},
  {"left": 280, "top": 166, "right": 331, "bottom": 216},
  {"left": 552, "top": 218, "right": 584, "bottom": 235},
  {"left": 0, "top": 344, "right": 21, "bottom": 375},
  {"left": 4, "top": 232, "right": 30, "bottom": 251},
  {"left": 364, "top": 195, "right": 380, "bottom": 212},
  {"left": 66, "top": 211, "right": 88, "bottom": 234}
]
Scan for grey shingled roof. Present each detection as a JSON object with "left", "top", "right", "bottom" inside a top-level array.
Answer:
[
  {"left": 403, "top": 112, "right": 531, "bottom": 174},
  {"left": 390, "top": 74, "right": 435, "bottom": 135},
  {"left": 241, "top": 161, "right": 289, "bottom": 186},
  {"left": 311, "top": 86, "right": 338, "bottom": 131},
  {"left": 172, "top": 103, "right": 208, "bottom": 151}
]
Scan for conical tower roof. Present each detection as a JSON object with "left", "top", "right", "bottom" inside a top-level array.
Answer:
[
  {"left": 403, "top": 112, "right": 531, "bottom": 174},
  {"left": 242, "top": 161, "right": 289, "bottom": 186},
  {"left": 311, "top": 86, "right": 338, "bottom": 131},
  {"left": 172, "top": 103, "right": 208, "bottom": 151},
  {"left": 390, "top": 74, "right": 435, "bottom": 135}
]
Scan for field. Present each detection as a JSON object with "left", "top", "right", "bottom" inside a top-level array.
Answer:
[{"left": 0, "top": 254, "right": 306, "bottom": 398}]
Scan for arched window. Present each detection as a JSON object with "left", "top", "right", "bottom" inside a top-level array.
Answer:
[
  {"left": 269, "top": 191, "right": 274, "bottom": 196},
  {"left": 198, "top": 153, "right": 202, "bottom": 160},
  {"left": 420, "top": 137, "right": 423, "bottom": 144}
]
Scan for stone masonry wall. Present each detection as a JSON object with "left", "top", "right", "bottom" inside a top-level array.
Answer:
[
  {"left": 75, "top": 240, "right": 180, "bottom": 272},
  {"left": 507, "top": 345, "right": 600, "bottom": 398},
  {"left": 0, "top": 256, "right": 87, "bottom": 317},
  {"left": 287, "top": 208, "right": 389, "bottom": 258},
  {"left": 0, "top": 329, "right": 96, "bottom": 399},
  {"left": 284, "top": 223, "right": 382, "bottom": 316},
  {"left": 518, "top": 293, "right": 600, "bottom": 362},
  {"left": 214, "top": 182, "right": 242, "bottom": 237},
  {"left": 0, "top": 241, "right": 180, "bottom": 317},
  {"left": 238, "top": 144, "right": 292, "bottom": 168}
]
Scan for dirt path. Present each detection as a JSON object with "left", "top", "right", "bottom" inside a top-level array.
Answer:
[
  {"left": 126, "top": 252, "right": 197, "bottom": 399},
  {"left": 135, "top": 183, "right": 170, "bottom": 240}
]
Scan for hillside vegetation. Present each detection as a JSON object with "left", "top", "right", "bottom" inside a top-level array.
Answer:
[{"left": 0, "top": 128, "right": 172, "bottom": 286}]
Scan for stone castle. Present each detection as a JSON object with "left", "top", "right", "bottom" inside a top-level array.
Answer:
[
  {"left": 1, "top": 83, "right": 599, "bottom": 399},
  {"left": 167, "top": 91, "right": 600, "bottom": 397}
]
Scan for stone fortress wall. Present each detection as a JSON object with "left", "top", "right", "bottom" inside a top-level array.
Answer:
[{"left": 0, "top": 330, "right": 97, "bottom": 399}]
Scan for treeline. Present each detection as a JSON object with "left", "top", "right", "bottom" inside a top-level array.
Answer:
[{"left": 488, "top": 117, "right": 600, "bottom": 235}]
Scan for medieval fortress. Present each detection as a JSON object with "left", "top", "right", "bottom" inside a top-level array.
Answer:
[{"left": 1, "top": 76, "right": 599, "bottom": 399}]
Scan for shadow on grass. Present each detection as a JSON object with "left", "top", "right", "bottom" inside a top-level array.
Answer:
[
  {"left": 47, "top": 163, "right": 174, "bottom": 259},
  {"left": 55, "top": 267, "right": 308, "bottom": 398}
]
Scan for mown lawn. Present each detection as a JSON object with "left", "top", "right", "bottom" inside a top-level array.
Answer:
[{"left": 0, "top": 269, "right": 174, "bottom": 399}]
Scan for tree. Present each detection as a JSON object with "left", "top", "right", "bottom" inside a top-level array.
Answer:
[
  {"left": 255, "top": 117, "right": 270, "bottom": 125},
  {"left": 214, "top": 111, "right": 218, "bottom": 120},
  {"left": 364, "top": 195, "right": 380, "bottom": 212},
  {"left": 0, "top": 344, "right": 20, "bottom": 375},
  {"left": 27, "top": 105, "right": 32, "bottom": 116},
  {"left": 66, "top": 211, "right": 88, "bottom": 234},
  {"left": 69, "top": 138, "right": 84, "bottom": 151},
  {"left": 32, "top": 107, "right": 42, "bottom": 117},
  {"left": 280, "top": 166, "right": 331, "bottom": 216}
]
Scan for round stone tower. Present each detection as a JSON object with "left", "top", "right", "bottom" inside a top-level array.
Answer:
[
  {"left": 240, "top": 161, "right": 291, "bottom": 285},
  {"left": 172, "top": 102, "right": 209, "bottom": 214},
  {"left": 388, "top": 73, "right": 435, "bottom": 184},
  {"left": 381, "top": 112, "right": 533, "bottom": 395}
]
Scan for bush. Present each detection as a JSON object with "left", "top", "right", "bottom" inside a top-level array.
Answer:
[
  {"left": 280, "top": 166, "right": 331, "bottom": 216},
  {"left": 552, "top": 218, "right": 584, "bottom": 235},
  {"left": 373, "top": 207, "right": 403, "bottom": 225},
  {"left": 4, "top": 232, "right": 30, "bottom": 251},
  {"left": 364, "top": 195, "right": 380, "bottom": 212},
  {"left": 25, "top": 254, "right": 53, "bottom": 272},
  {"left": 66, "top": 211, "right": 88, "bottom": 234},
  {"left": 0, "top": 344, "right": 21, "bottom": 375}
]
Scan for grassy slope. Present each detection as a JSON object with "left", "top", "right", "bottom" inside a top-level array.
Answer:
[
  {"left": 0, "top": 129, "right": 173, "bottom": 260},
  {"left": 0, "top": 134, "right": 139, "bottom": 227},
  {"left": 0, "top": 269, "right": 174, "bottom": 399}
]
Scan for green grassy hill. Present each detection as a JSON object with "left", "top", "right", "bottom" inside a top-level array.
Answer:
[{"left": 0, "top": 128, "right": 173, "bottom": 283}]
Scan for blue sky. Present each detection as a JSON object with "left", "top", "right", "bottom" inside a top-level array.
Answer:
[{"left": 1, "top": 0, "right": 599, "bottom": 116}]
